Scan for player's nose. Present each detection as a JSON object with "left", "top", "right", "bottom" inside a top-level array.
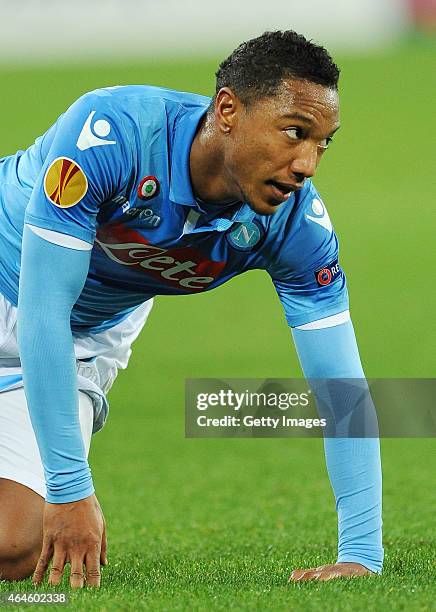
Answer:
[{"left": 289, "top": 142, "right": 318, "bottom": 181}]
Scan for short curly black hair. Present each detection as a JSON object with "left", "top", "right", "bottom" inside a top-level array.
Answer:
[{"left": 215, "top": 30, "right": 340, "bottom": 105}]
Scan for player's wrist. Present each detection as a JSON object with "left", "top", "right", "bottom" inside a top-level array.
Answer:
[
  {"left": 45, "top": 471, "right": 94, "bottom": 504},
  {"left": 337, "top": 554, "right": 383, "bottom": 574}
]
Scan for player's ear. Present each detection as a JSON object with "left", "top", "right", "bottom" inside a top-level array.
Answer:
[{"left": 215, "top": 87, "right": 240, "bottom": 135}]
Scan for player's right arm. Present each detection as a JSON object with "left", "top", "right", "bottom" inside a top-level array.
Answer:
[
  {"left": 18, "top": 226, "right": 106, "bottom": 588},
  {"left": 17, "top": 91, "right": 131, "bottom": 587}
]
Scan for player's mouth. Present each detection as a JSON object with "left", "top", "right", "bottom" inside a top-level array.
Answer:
[{"left": 266, "top": 180, "right": 297, "bottom": 202}]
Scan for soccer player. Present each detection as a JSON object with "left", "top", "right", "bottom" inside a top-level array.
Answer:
[{"left": 0, "top": 30, "right": 383, "bottom": 587}]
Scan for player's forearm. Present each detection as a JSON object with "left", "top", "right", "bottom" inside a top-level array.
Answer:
[
  {"left": 17, "top": 225, "right": 94, "bottom": 503},
  {"left": 18, "top": 314, "right": 94, "bottom": 503},
  {"left": 292, "top": 318, "right": 384, "bottom": 573},
  {"left": 323, "top": 436, "right": 382, "bottom": 572}
]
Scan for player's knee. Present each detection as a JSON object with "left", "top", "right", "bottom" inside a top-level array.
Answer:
[
  {"left": 0, "top": 537, "right": 40, "bottom": 581},
  {"left": 0, "top": 479, "right": 44, "bottom": 580}
]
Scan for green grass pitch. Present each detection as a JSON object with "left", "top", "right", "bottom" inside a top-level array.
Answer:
[{"left": 0, "top": 41, "right": 435, "bottom": 610}]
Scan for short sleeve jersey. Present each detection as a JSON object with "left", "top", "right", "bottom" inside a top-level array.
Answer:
[{"left": 0, "top": 85, "right": 348, "bottom": 330}]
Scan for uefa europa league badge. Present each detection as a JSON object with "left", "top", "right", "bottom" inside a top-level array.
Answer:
[{"left": 137, "top": 176, "right": 160, "bottom": 200}]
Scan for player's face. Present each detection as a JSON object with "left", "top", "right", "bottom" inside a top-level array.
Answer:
[{"left": 219, "top": 79, "right": 340, "bottom": 215}]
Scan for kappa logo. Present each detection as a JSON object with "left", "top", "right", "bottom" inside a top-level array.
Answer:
[
  {"left": 226, "top": 220, "right": 264, "bottom": 251},
  {"left": 44, "top": 157, "right": 88, "bottom": 208},
  {"left": 305, "top": 198, "right": 333, "bottom": 233},
  {"left": 76, "top": 111, "right": 116, "bottom": 151}
]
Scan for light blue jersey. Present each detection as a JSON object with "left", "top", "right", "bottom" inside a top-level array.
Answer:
[{"left": 0, "top": 85, "right": 347, "bottom": 332}]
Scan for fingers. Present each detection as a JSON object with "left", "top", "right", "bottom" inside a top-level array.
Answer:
[
  {"left": 48, "top": 549, "right": 66, "bottom": 586},
  {"left": 289, "top": 562, "right": 374, "bottom": 582},
  {"left": 33, "top": 495, "right": 106, "bottom": 589},
  {"left": 32, "top": 542, "right": 53, "bottom": 586},
  {"left": 100, "top": 521, "right": 108, "bottom": 566},
  {"left": 289, "top": 569, "right": 305, "bottom": 581},
  {"left": 35, "top": 547, "right": 103, "bottom": 589},
  {"left": 318, "top": 569, "right": 341, "bottom": 581},
  {"left": 85, "top": 552, "right": 102, "bottom": 587},
  {"left": 69, "top": 556, "right": 85, "bottom": 589},
  {"left": 289, "top": 568, "right": 319, "bottom": 582}
]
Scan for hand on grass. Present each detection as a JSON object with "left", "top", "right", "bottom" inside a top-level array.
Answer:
[
  {"left": 33, "top": 493, "right": 107, "bottom": 589},
  {"left": 289, "top": 562, "right": 375, "bottom": 582}
]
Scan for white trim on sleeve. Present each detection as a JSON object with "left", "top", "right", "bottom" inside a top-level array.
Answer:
[
  {"left": 27, "top": 224, "right": 93, "bottom": 251},
  {"left": 295, "top": 310, "right": 350, "bottom": 330}
]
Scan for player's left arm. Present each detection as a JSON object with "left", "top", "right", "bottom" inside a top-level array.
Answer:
[
  {"left": 291, "top": 317, "right": 383, "bottom": 579},
  {"left": 267, "top": 184, "right": 383, "bottom": 579}
]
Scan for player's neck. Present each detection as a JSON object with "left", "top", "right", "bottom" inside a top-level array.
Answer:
[{"left": 189, "top": 116, "right": 240, "bottom": 206}]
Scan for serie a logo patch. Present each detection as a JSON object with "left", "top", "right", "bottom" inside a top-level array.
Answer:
[
  {"left": 44, "top": 157, "right": 88, "bottom": 208},
  {"left": 314, "top": 258, "right": 343, "bottom": 287}
]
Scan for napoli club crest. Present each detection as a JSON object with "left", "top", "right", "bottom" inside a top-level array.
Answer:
[{"left": 226, "top": 220, "right": 265, "bottom": 252}]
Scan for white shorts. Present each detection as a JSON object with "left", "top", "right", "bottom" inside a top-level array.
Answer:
[
  {"left": 0, "top": 387, "right": 93, "bottom": 499},
  {"left": 0, "top": 291, "right": 153, "bottom": 498},
  {"left": 0, "top": 292, "right": 153, "bottom": 432}
]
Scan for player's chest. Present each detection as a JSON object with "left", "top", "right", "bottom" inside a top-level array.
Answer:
[{"left": 94, "top": 169, "right": 266, "bottom": 291}]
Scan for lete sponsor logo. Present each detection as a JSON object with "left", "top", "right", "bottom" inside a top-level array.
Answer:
[
  {"left": 95, "top": 225, "right": 225, "bottom": 291},
  {"left": 44, "top": 157, "right": 88, "bottom": 208},
  {"left": 314, "top": 258, "right": 343, "bottom": 287}
]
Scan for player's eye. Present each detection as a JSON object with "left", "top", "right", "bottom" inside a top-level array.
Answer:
[
  {"left": 318, "top": 137, "right": 333, "bottom": 150},
  {"left": 284, "top": 127, "right": 303, "bottom": 141}
]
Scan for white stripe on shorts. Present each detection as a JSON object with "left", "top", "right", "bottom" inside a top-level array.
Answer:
[{"left": 0, "top": 388, "right": 93, "bottom": 499}]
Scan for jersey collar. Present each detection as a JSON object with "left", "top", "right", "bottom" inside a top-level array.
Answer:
[
  {"left": 169, "top": 105, "right": 208, "bottom": 206},
  {"left": 168, "top": 103, "right": 258, "bottom": 231},
  {"left": 181, "top": 203, "right": 257, "bottom": 237}
]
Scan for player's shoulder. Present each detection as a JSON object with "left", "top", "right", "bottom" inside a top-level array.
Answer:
[
  {"left": 259, "top": 179, "right": 339, "bottom": 272},
  {"left": 261, "top": 180, "right": 333, "bottom": 238},
  {"left": 72, "top": 85, "right": 210, "bottom": 120},
  {"left": 63, "top": 85, "right": 210, "bottom": 147},
  {"left": 94, "top": 84, "right": 210, "bottom": 105}
]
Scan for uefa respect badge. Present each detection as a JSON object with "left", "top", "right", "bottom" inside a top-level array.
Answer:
[
  {"left": 138, "top": 176, "right": 160, "bottom": 200},
  {"left": 314, "top": 258, "right": 343, "bottom": 287},
  {"left": 44, "top": 157, "right": 88, "bottom": 208}
]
